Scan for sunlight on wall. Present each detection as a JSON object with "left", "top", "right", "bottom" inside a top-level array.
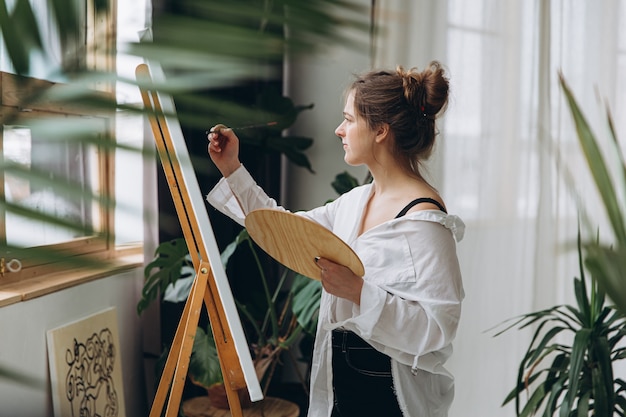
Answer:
[{"left": 115, "top": 0, "right": 148, "bottom": 245}]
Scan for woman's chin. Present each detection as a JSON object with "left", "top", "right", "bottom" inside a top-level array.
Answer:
[{"left": 343, "top": 155, "right": 361, "bottom": 167}]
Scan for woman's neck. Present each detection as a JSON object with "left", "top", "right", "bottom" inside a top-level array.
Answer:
[{"left": 368, "top": 162, "right": 425, "bottom": 198}]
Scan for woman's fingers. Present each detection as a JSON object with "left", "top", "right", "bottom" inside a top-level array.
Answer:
[
  {"left": 210, "top": 123, "right": 229, "bottom": 134},
  {"left": 206, "top": 123, "right": 242, "bottom": 177},
  {"left": 207, "top": 124, "right": 231, "bottom": 153},
  {"left": 315, "top": 257, "right": 363, "bottom": 304}
]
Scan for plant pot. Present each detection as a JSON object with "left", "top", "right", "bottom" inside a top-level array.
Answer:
[{"left": 207, "top": 383, "right": 253, "bottom": 410}]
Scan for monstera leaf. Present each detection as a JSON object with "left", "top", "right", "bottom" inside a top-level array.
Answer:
[
  {"left": 290, "top": 274, "right": 322, "bottom": 336},
  {"left": 137, "top": 238, "right": 194, "bottom": 314},
  {"left": 189, "top": 325, "right": 223, "bottom": 388}
]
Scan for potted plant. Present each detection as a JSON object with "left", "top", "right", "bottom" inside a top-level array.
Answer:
[
  {"left": 138, "top": 229, "right": 320, "bottom": 407},
  {"left": 492, "top": 75, "right": 626, "bottom": 417},
  {"left": 494, "top": 229, "right": 626, "bottom": 416},
  {"left": 558, "top": 73, "right": 626, "bottom": 316}
]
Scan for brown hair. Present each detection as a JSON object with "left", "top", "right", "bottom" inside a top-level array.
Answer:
[{"left": 349, "top": 61, "right": 449, "bottom": 176}]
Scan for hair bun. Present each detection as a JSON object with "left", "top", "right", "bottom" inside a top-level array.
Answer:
[
  {"left": 397, "top": 62, "right": 448, "bottom": 119},
  {"left": 396, "top": 66, "right": 426, "bottom": 114}
]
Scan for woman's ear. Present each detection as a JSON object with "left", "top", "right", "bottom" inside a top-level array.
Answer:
[{"left": 374, "top": 123, "right": 391, "bottom": 143}]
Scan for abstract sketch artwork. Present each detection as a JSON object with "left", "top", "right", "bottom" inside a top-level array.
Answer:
[{"left": 47, "top": 307, "right": 126, "bottom": 417}]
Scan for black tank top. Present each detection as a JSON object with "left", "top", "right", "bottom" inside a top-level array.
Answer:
[{"left": 394, "top": 197, "right": 447, "bottom": 218}]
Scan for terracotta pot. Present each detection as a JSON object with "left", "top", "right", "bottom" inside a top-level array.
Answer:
[{"left": 207, "top": 383, "right": 253, "bottom": 409}]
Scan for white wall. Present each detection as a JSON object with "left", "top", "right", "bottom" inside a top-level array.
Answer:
[
  {"left": 282, "top": 1, "right": 371, "bottom": 210},
  {"left": 0, "top": 268, "right": 147, "bottom": 417}
]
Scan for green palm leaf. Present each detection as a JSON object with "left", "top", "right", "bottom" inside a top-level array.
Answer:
[
  {"left": 558, "top": 73, "right": 626, "bottom": 246},
  {"left": 585, "top": 246, "right": 626, "bottom": 316}
]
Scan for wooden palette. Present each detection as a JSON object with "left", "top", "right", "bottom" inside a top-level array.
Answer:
[{"left": 245, "top": 209, "right": 364, "bottom": 280}]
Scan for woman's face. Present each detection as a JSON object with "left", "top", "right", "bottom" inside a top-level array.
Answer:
[{"left": 334, "top": 91, "right": 377, "bottom": 167}]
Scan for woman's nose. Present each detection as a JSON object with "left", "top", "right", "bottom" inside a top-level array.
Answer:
[{"left": 334, "top": 123, "right": 344, "bottom": 137}]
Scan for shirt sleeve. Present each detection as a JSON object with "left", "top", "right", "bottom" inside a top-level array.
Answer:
[
  {"left": 205, "top": 165, "right": 282, "bottom": 226},
  {"left": 205, "top": 164, "right": 338, "bottom": 229}
]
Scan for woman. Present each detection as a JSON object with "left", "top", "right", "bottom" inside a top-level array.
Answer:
[{"left": 206, "top": 61, "right": 464, "bottom": 417}]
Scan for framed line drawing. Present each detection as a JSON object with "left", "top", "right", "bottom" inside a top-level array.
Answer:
[{"left": 47, "top": 307, "right": 126, "bottom": 417}]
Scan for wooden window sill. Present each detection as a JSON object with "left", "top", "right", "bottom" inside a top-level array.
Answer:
[{"left": 0, "top": 248, "right": 144, "bottom": 308}]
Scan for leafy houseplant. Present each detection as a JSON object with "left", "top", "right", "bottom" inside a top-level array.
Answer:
[
  {"left": 138, "top": 171, "right": 364, "bottom": 405},
  {"left": 492, "top": 75, "right": 626, "bottom": 417},
  {"left": 494, "top": 231, "right": 626, "bottom": 417},
  {"left": 139, "top": 229, "right": 321, "bottom": 400},
  {"left": 558, "top": 74, "right": 626, "bottom": 317}
]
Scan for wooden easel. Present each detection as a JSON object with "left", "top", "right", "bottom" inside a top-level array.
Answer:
[{"left": 136, "top": 63, "right": 260, "bottom": 417}]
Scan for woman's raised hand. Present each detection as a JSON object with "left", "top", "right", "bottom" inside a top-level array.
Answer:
[{"left": 207, "top": 124, "right": 242, "bottom": 177}]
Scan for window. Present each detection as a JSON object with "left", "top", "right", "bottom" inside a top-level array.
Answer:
[
  {"left": 3, "top": 122, "right": 103, "bottom": 247},
  {"left": 0, "top": 0, "right": 144, "bottom": 285},
  {"left": 1, "top": 71, "right": 114, "bottom": 277}
]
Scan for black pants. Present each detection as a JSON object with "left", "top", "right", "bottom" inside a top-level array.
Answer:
[{"left": 330, "top": 330, "right": 403, "bottom": 417}]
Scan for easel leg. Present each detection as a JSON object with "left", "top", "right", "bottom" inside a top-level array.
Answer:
[
  {"left": 203, "top": 276, "right": 246, "bottom": 417},
  {"left": 149, "top": 270, "right": 208, "bottom": 417}
]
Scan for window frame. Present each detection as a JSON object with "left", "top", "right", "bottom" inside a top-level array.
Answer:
[
  {"left": 0, "top": 0, "right": 144, "bottom": 289},
  {"left": 0, "top": 70, "right": 117, "bottom": 282}
]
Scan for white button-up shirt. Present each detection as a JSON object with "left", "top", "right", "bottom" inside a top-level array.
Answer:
[{"left": 206, "top": 165, "right": 465, "bottom": 417}]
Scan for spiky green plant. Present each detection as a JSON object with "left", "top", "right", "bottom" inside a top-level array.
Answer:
[
  {"left": 559, "top": 74, "right": 626, "bottom": 317},
  {"left": 494, "top": 74, "right": 626, "bottom": 417},
  {"left": 494, "top": 230, "right": 626, "bottom": 417}
]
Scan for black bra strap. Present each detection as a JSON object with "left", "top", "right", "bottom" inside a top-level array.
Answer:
[{"left": 395, "top": 197, "right": 447, "bottom": 218}]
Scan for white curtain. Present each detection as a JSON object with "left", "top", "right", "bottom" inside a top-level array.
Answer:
[{"left": 373, "top": 1, "right": 626, "bottom": 416}]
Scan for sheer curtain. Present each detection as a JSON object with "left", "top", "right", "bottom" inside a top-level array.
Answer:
[{"left": 374, "top": 1, "right": 626, "bottom": 416}]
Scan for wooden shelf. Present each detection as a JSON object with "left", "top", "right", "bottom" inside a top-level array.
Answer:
[{"left": 0, "top": 253, "right": 142, "bottom": 307}]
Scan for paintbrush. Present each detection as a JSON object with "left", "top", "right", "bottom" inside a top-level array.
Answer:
[{"left": 206, "top": 121, "right": 278, "bottom": 135}]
